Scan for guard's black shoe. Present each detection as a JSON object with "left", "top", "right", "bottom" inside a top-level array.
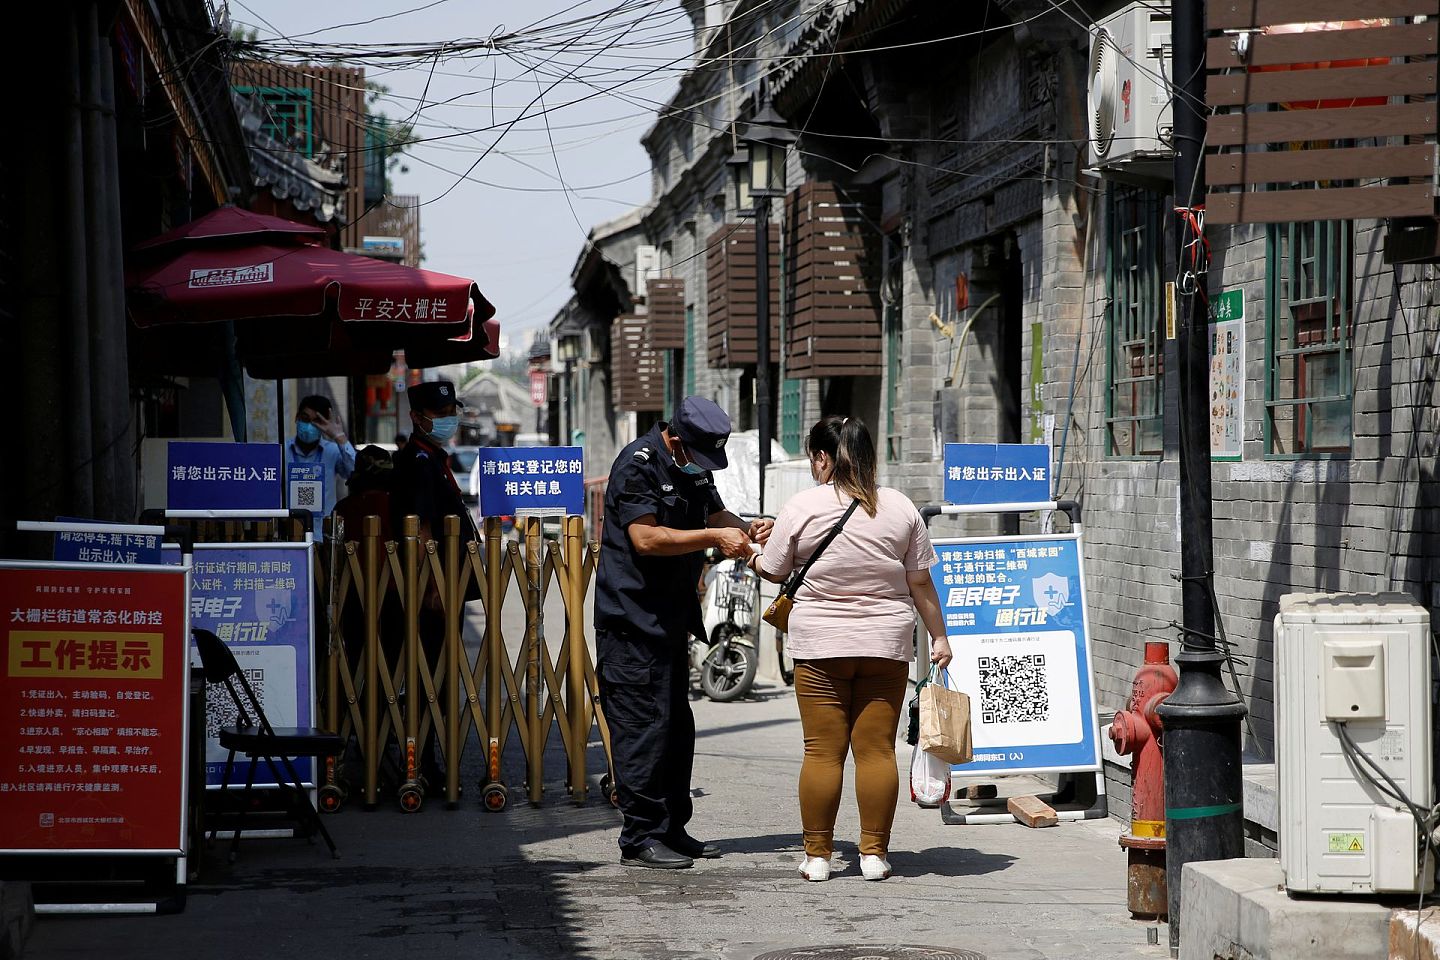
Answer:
[
  {"left": 666, "top": 833, "right": 722, "bottom": 859},
  {"left": 620, "top": 843, "right": 693, "bottom": 869}
]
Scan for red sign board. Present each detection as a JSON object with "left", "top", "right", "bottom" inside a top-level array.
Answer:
[
  {"left": 529, "top": 369, "right": 548, "bottom": 408},
  {"left": 0, "top": 563, "right": 190, "bottom": 854}
]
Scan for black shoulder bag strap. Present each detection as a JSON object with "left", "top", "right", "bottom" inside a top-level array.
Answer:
[{"left": 783, "top": 498, "right": 861, "bottom": 599}]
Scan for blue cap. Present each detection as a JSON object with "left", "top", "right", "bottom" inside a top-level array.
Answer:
[{"left": 672, "top": 396, "right": 731, "bottom": 471}]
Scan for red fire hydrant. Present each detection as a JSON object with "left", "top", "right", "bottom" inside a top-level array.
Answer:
[{"left": 1108, "top": 640, "right": 1176, "bottom": 920}]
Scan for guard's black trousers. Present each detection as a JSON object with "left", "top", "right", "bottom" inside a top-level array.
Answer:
[{"left": 597, "top": 628, "right": 694, "bottom": 854}]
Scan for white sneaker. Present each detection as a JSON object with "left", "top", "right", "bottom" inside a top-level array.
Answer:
[
  {"left": 860, "top": 855, "right": 892, "bottom": 881},
  {"left": 798, "top": 856, "right": 831, "bottom": 882}
]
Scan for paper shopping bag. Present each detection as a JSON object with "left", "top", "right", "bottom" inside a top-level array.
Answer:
[{"left": 919, "top": 670, "right": 973, "bottom": 765}]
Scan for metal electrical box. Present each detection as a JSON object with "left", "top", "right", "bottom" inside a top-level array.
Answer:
[{"left": 1275, "top": 593, "right": 1433, "bottom": 895}]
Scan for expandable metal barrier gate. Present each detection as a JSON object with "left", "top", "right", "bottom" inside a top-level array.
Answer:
[{"left": 320, "top": 514, "right": 614, "bottom": 814}]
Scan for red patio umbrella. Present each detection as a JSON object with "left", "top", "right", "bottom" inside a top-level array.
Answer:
[
  {"left": 124, "top": 206, "right": 499, "bottom": 470},
  {"left": 126, "top": 207, "right": 494, "bottom": 360}
]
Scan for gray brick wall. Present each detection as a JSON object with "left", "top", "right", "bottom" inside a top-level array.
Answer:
[{"left": 1073, "top": 207, "right": 1438, "bottom": 763}]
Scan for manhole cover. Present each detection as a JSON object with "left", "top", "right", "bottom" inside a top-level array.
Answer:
[{"left": 754, "top": 948, "right": 987, "bottom": 960}]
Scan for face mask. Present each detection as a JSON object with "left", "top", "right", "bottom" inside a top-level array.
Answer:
[
  {"left": 427, "top": 415, "right": 459, "bottom": 443},
  {"left": 679, "top": 461, "right": 705, "bottom": 476},
  {"left": 296, "top": 421, "right": 321, "bottom": 444}
]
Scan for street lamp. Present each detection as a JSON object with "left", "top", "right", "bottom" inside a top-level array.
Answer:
[
  {"left": 737, "top": 103, "right": 795, "bottom": 515},
  {"left": 556, "top": 331, "right": 582, "bottom": 444},
  {"left": 727, "top": 149, "right": 753, "bottom": 216}
]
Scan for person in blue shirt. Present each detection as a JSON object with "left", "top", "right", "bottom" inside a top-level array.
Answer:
[{"left": 284, "top": 394, "right": 356, "bottom": 538}]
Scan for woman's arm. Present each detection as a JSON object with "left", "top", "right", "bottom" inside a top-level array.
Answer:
[
  {"left": 906, "top": 568, "right": 952, "bottom": 668},
  {"left": 746, "top": 550, "right": 788, "bottom": 583}
]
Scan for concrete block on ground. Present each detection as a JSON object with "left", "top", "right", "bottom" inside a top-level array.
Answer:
[
  {"left": 1008, "top": 795, "right": 1059, "bottom": 828},
  {"left": 1390, "top": 908, "right": 1440, "bottom": 960},
  {"left": 1180, "top": 857, "right": 1391, "bottom": 960}
]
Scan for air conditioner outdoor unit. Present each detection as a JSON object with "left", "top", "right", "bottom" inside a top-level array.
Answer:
[
  {"left": 1088, "top": 2, "right": 1174, "bottom": 177},
  {"left": 1275, "top": 593, "right": 1434, "bottom": 895}
]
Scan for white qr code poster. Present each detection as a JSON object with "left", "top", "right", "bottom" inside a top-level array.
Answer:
[{"left": 931, "top": 534, "right": 1101, "bottom": 775}]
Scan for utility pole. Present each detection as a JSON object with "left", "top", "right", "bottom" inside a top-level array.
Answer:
[
  {"left": 755, "top": 192, "right": 772, "bottom": 516},
  {"left": 1156, "top": 0, "right": 1247, "bottom": 954}
]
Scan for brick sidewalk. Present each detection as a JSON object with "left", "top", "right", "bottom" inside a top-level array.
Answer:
[{"left": 25, "top": 682, "right": 1164, "bottom": 960}]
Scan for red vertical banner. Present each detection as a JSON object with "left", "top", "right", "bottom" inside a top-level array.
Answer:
[{"left": 0, "top": 564, "right": 189, "bottom": 854}]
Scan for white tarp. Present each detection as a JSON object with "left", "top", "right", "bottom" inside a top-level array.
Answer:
[{"left": 711, "top": 429, "right": 800, "bottom": 518}]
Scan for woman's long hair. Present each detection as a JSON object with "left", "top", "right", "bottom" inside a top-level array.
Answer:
[{"left": 807, "top": 415, "right": 879, "bottom": 517}]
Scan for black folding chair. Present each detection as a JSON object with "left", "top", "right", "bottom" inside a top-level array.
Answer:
[{"left": 192, "top": 628, "right": 344, "bottom": 861}]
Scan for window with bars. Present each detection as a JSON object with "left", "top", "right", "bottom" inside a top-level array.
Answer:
[
  {"left": 780, "top": 378, "right": 802, "bottom": 455},
  {"left": 235, "top": 86, "right": 314, "bottom": 157},
  {"left": 1265, "top": 220, "right": 1353, "bottom": 456},
  {"left": 1105, "top": 185, "right": 1166, "bottom": 457}
]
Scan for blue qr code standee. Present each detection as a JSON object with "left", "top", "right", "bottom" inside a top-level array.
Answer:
[{"left": 929, "top": 533, "right": 1102, "bottom": 776}]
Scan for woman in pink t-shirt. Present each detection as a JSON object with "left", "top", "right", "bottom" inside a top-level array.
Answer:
[{"left": 748, "top": 416, "right": 951, "bottom": 882}]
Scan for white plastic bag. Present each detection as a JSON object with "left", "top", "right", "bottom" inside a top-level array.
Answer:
[{"left": 909, "top": 740, "right": 949, "bottom": 808}]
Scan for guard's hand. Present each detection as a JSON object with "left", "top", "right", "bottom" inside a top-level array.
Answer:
[
  {"left": 747, "top": 518, "right": 774, "bottom": 545},
  {"left": 929, "top": 635, "right": 953, "bottom": 670},
  {"left": 713, "top": 527, "right": 753, "bottom": 560},
  {"left": 313, "top": 412, "right": 345, "bottom": 441}
]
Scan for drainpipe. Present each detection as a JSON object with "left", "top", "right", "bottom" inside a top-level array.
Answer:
[
  {"left": 65, "top": 4, "right": 96, "bottom": 516},
  {"left": 84, "top": 0, "right": 123, "bottom": 515}
]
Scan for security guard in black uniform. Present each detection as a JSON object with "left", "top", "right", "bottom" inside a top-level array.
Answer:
[
  {"left": 595, "top": 396, "right": 773, "bottom": 869},
  {"left": 390, "top": 379, "right": 473, "bottom": 791}
]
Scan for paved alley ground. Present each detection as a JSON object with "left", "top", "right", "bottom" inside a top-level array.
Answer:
[{"left": 24, "top": 679, "right": 1166, "bottom": 960}]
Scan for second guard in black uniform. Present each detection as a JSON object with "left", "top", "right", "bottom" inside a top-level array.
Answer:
[
  {"left": 595, "top": 396, "right": 773, "bottom": 869},
  {"left": 390, "top": 378, "right": 474, "bottom": 791}
]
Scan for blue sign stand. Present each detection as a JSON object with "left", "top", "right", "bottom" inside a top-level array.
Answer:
[
  {"left": 167, "top": 442, "right": 283, "bottom": 512},
  {"left": 52, "top": 517, "right": 163, "bottom": 565},
  {"left": 942, "top": 443, "right": 1051, "bottom": 507},
  {"left": 476, "top": 446, "right": 584, "bottom": 518},
  {"left": 921, "top": 500, "right": 1107, "bottom": 826}
]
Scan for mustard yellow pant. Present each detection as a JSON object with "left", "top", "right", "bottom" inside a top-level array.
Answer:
[{"left": 794, "top": 656, "right": 909, "bottom": 858}]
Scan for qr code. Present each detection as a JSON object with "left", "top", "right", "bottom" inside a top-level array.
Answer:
[
  {"left": 206, "top": 668, "right": 265, "bottom": 739},
  {"left": 978, "top": 655, "right": 1048, "bottom": 724},
  {"left": 293, "top": 482, "right": 319, "bottom": 508}
]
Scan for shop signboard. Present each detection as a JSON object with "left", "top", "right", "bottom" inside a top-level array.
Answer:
[{"left": 1209, "top": 288, "right": 1245, "bottom": 461}]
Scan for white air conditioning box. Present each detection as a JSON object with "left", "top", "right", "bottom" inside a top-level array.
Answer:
[
  {"left": 1275, "top": 593, "right": 1433, "bottom": 895},
  {"left": 1088, "top": 3, "right": 1173, "bottom": 176}
]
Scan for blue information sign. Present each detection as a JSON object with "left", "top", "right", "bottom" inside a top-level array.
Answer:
[
  {"left": 943, "top": 443, "right": 1051, "bottom": 506},
  {"left": 166, "top": 543, "right": 315, "bottom": 787},
  {"left": 52, "top": 518, "right": 162, "bottom": 565},
  {"left": 167, "top": 441, "right": 283, "bottom": 511},
  {"left": 477, "top": 446, "right": 584, "bottom": 517},
  {"left": 930, "top": 534, "right": 1100, "bottom": 775}
]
